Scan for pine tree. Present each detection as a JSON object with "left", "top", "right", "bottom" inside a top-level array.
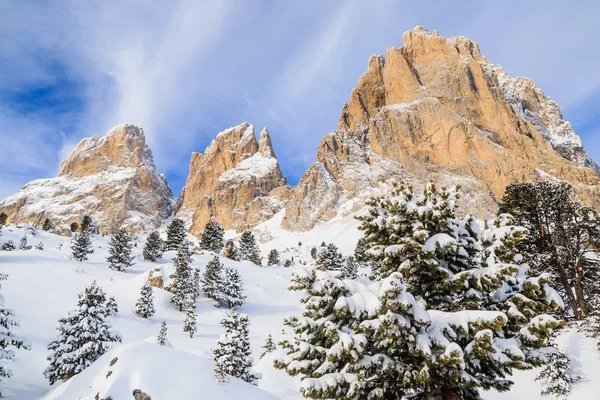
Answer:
[
  {"left": 71, "top": 230, "right": 93, "bottom": 262},
  {"left": 267, "top": 249, "right": 280, "bottom": 266},
  {"left": 171, "top": 243, "right": 193, "bottom": 311},
  {"left": 70, "top": 222, "right": 79, "bottom": 233},
  {"left": 213, "top": 310, "right": 259, "bottom": 385},
  {"left": 317, "top": 243, "right": 344, "bottom": 271},
  {"left": 284, "top": 259, "right": 293, "bottom": 268},
  {"left": 202, "top": 255, "right": 224, "bottom": 301},
  {"left": 44, "top": 281, "right": 121, "bottom": 385},
  {"left": 0, "top": 212, "right": 7, "bottom": 229},
  {"left": 259, "top": 334, "right": 276, "bottom": 359},
  {"left": 135, "top": 281, "right": 155, "bottom": 318},
  {"left": 192, "top": 268, "right": 201, "bottom": 300},
  {"left": 106, "top": 296, "right": 118, "bottom": 317},
  {"left": 19, "top": 235, "right": 27, "bottom": 250},
  {"left": 199, "top": 221, "right": 225, "bottom": 253},
  {"left": 183, "top": 297, "right": 197, "bottom": 338},
  {"left": 341, "top": 256, "right": 358, "bottom": 279},
  {"left": 35, "top": 241, "right": 44, "bottom": 250},
  {"left": 164, "top": 218, "right": 187, "bottom": 251},
  {"left": 535, "top": 350, "right": 582, "bottom": 396},
  {"left": 354, "top": 238, "right": 367, "bottom": 263},
  {"left": 0, "top": 241, "right": 15, "bottom": 251},
  {"left": 157, "top": 321, "right": 168, "bottom": 346},
  {"left": 310, "top": 247, "right": 317, "bottom": 259},
  {"left": 80, "top": 215, "right": 94, "bottom": 234},
  {"left": 223, "top": 239, "right": 240, "bottom": 261},
  {"left": 239, "top": 231, "right": 261, "bottom": 265},
  {"left": 143, "top": 231, "right": 164, "bottom": 261},
  {"left": 216, "top": 266, "right": 246, "bottom": 308},
  {"left": 42, "top": 218, "right": 53, "bottom": 231},
  {"left": 0, "top": 273, "right": 31, "bottom": 396},
  {"left": 106, "top": 228, "right": 134, "bottom": 272}
]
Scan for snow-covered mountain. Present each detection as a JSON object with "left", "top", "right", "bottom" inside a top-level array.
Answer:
[{"left": 0, "top": 124, "right": 174, "bottom": 234}]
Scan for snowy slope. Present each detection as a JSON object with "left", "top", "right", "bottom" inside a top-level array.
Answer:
[{"left": 0, "top": 222, "right": 599, "bottom": 399}]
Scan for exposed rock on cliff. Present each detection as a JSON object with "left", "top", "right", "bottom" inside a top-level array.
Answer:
[
  {"left": 0, "top": 124, "right": 174, "bottom": 234},
  {"left": 176, "top": 123, "right": 287, "bottom": 235}
]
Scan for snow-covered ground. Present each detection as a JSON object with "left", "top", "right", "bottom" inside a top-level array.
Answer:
[{"left": 0, "top": 220, "right": 599, "bottom": 399}]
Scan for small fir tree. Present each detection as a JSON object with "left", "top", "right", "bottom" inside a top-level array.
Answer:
[
  {"left": 143, "top": 231, "right": 164, "bottom": 261},
  {"left": 199, "top": 221, "right": 225, "bottom": 253},
  {"left": 216, "top": 266, "right": 246, "bottom": 308},
  {"left": 310, "top": 247, "right": 317, "bottom": 259},
  {"left": 70, "top": 222, "right": 79, "bottom": 233},
  {"left": 171, "top": 243, "right": 193, "bottom": 311},
  {"left": 317, "top": 243, "right": 344, "bottom": 271},
  {"left": 1, "top": 241, "right": 15, "bottom": 251},
  {"left": 183, "top": 297, "right": 197, "bottom": 338},
  {"left": 157, "top": 321, "right": 168, "bottom": 346},
  {"left": 35, "top": 241, "right": 44, "bottom": 250},
  {"left": 0, "top": 212, "right": 7, "bottom": 228},
  {"left": 341, "top": 256, "right": 358, "bottom": 279},
  {"left": 213, "top": 310, "right": 259, "bottom": 385},
  {"left": 354, "top": 238, "right": 367, "bottom": 263},
  {"left": 267, "top": 249, "right": 280, "bottom": 266},
  {"left": 239, "top": 231, "right": 261, "bottom": 265},
  {"left": 19, "top": 235, "right": 27, "bottom": 250},
  {"left": 259, "top": 334, "right": 276, "bottom": 359},
  {"left": 71, "top": 230, "right": 93, "bottom": 261},
  {"left": 79, "top": 215, "right": 93, "bottom": 234},
  {"left": 284, "top": 259, "right": 293, "bottom": 268},
  {"left": 192, "top": 268, "right": 201, "bottom": 300},
  {"left": 42, "top": 218, "right": 53, "bottom": 231},
  {"left": 223, "top": 239, "right": 240, "bottom": 261},
  {"left": 535, "top": 350, "right": 583, "bottom": 397},
  {"left": 0, "top": 273, "right": 31, "bottom": 396},
  {"left": 164, "top": 218, "right": 187, "bottom": 251},
  {"left": 106, "top": 228, "right": 134, "bottom": 272},
  {"left": 135, "top": 281, "right": 155, "bottom": 318},
  {"left": 44, "top": 281, "right": 121, "bottom": 385},
  {"left": 202, "top": 255, "right": 224, "bottom": 301},
  {"left": 106, "top": 296, "right": 118, "bottom": 317}
]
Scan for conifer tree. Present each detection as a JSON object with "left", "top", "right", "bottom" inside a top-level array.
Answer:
[
  {"left": 354, "top": 238, "right": 367, "bottom": 263},
  {"left": 42, "top": 218, "right": 53, "bottom": 231},
  {"left": 44, "top": 281, "right": 121, "bottom": 385},
  {"left": 239, "top": 231, "right": 261, "bottom": 265},
  {"left": 202, "top": 255, "right": 224, "bottom": 301},
  {"left": 317, "top": 243, "right": 344, "bottom": 271},
  {"left": 259, "top": 334, "right": 276, "bottom": 359},
  {"left": 106, "top": 228, "right": 134, "bottom": 272},
  {"left": 183, "top": 297, "right": 197, "bottom": 338},
  {"left": 0, "top": 273, "right": 31, "bottom": 396},
  {"left": 284, "top": 259, "right": 293, "bottom": 268},
  {"left": 223, "top": 239, "right": 240, "bottom": 261},
  {"left": 192, "top": 268, "right": 201, "bottom": 300},
  {"left": 164, "top": 218, "right": 187, "bottom": 251},
  {"left": 0, "top": 241, "right": 15, "bottom": 251},
  {"left": 70, "top": 222, "right": 79, "bottom": 233},
  {"left": 35, "top": 241, "right": 44, "bottom": 250},
  {"left": 157, "top": 321, "right": 168, "bottom": 346},
  {"left": 267, "top": 249, "right": 280, "bottom": 266},
  {"left": 216, "top": 266, "right": 246, "bottom": 308},
  {"left": 171, "top": 243, "right": 193, "bottom": 311},
  {"left": 80, "top": 215, "right": 94, "bottom": 234},
  {"left": 0, "top": 212, "right": 7, "bottom": 230},
  {"left": 535, "top": 350, "right": 582, "bottom": 397},
  {"left": 341, "top": 256, "right": 358, "bottom": 279},
  {"left": 71, "top": 230, "right": 93, "bottom": 262},
  {"left": 198, "top": 221, "right": 225, "bottom": 253},
  {"left": 310, "top": 247, "right": 317, "bottom": 259},
  {"left": 143, "top": 231, "right": 164, "bottom": 261},
  {"left": 106, "top": 296, "right": 118, "bottom": 317},
  {"left": 19, "top": 235, "right": 27, "bottom": 250},
  {"left": 213, "top": 310, "right": 259, "bottom": 385},
  {"left": 135, "top": 281, "right": 155, "bottom": 318}
]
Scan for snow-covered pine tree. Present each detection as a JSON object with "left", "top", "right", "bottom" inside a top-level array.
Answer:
[
  {"left": 106, "top": 296, "right": 118, "bottom": 317},
  {"left": 259, "top": 334, "right": 276, "bottom": 359},
  {"left": 267, "top": 249, "right": 280, "bottom": 266},
  {"left": 70, "top": 222, "right": 79, "bottom": 233},
  {"left": 192, "top": 268, "right": 201, "bottom": 300},
  {"left": 157, "top": 321, "right": 168, "bottom": 346},
  {"left": 535, "top": 349, "right": 582, "bottom": 397},
  {"left": 284, "top": 259, "right": 293, "bottom": 268},
  {"left": 198, "top": 221, "right": 225, "bottom": 253},
  {"left": 213, "top": 310, "right": 259, "bottom": 385},
  {"left": 19, "top": 235, "right": 27, "bottom": 250},
  {"left": 183, "top": 297, "right": 197, "bottom": 338},
  {"left": 44, "top": 281, "right": 121, "bottom": 385},
  {"left": 143, "top": 231, "right": 164, "bottom": 261},
  {"left": 106, "top": 228, "right": 134, "bottom": 272},
  {"left": 341, "top": 256, "right": 358, "bottom": 279},
  {"left": 0, "top": 273, "right": 31, "bottom": 396},
  {"left": 239, "top": 231, "right": 261, "bottom": 265},
  {"left": 79, "top": 215, "right": 92, "bottom": 233},
  {"left": 135, "top": 281, "right": 155, "bottom": 318},
  {"left": 164, "top": 218, "right": 187, "bottom": 251},
  {"left": 0, "top": 241, "right": 15, "bottom": 251},
  {"left": 71, "top": 230, "right": 93, "bottom": 262},
  {"left": 0, "top": 212, "right": 6, "bottom": 230},
  {"left": 171, "top": 243, "right": 193, "bottom": 311},
  {"left": 202, "top": 255, "right": 224, "bottom": 301},
  {"left": 354, "top": 238, "right": 367, "bottom": 263},
  {"left": 223, "top": 239, "right": 240, "bottom": 261},
  {"left": 35, "top": 241, "right": 44, "bottom": 250},
  {"left": 316, "top": 243, "right": 344, "bottom": 271},
  {"left": 216, "top": 266, "right": 246, "bottom": 309},
  {"left": 310, "top": 247, "right": 317, "bottom": 259}
]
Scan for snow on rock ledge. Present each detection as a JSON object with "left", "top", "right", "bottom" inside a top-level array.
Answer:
[
  {"left": 0, "top": 124, "right": 174, "bottom": 234},
  {"left": 41, "top": 341, "right": 277, "bottom": 400}
]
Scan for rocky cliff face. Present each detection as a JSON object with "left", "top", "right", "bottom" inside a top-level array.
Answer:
[
  {"left": 175, "top": 123, "right": 288, "bottom": 235},
  {"left": 282, "top": 26, "right": 600, "bottom": 231},
  {"left": 0, "top": 124, "right": 174, "bottom": 234}
]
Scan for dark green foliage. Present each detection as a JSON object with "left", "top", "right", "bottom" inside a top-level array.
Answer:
[
  {"left": 202, "top": 255, "right": 224, "bottom": 300},
  {"left": 170, "top": 243, "right": 193, "bottom": 311},
  {"left": 223, "top": 239, "right": 240, "bottom": 261},
  {"left": 239, "top": 231, "right": 261, "bottom": 265},
  {"left": 198, "top": 221, "right": 225, "bottom": 253},
  {"left": 42, "top": 218, "right": 54, "bottom": 231},
  {"left": 267, "top": 249, "right": 280, "bottom": 266},
  {"left": 71, "top": 231, "right": 93, "bottom": 262},
  {"left": 143, "top": 231, "right": 164, "bottom": 261},
  {"left": 317, "top": 243, "right": 344, "bottom": 271},
  {"left": 70, "top": 222, "right": 79, "bottom": 233},
  {"left": 354, "top": 238, "right": 367, "bottom": 263},
  {"left": 135, "top": 282, "right": 155, "bottom": 318},
  {"left": 310, "top": 247, "right": 317, "bottom": 259},
  {"left": 260, "top": 334, "right": 276, "bottom": 359},
  {"left": 80, "top": 215, "right": 93, "bottom": 234},
  {"left": 164, "top": 218, "right": 187, "bottom": 251},
  {"left": 106, "top": 229, "right": 134, "bottom": 272}
]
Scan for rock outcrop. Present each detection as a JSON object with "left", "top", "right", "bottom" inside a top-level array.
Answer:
[
  {"left": 0, "top": 124, "right": 174, "bottom": 234},
  {"left": 175, "top": 123, "right": 287, "bottom": 235},
  {"left": 282, "top": 26, "right": 600, "bottom": 231}
]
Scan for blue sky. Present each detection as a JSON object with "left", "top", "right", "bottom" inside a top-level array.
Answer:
[{"left": 0, "top": 1, "right": 598, "bottom": 198}]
